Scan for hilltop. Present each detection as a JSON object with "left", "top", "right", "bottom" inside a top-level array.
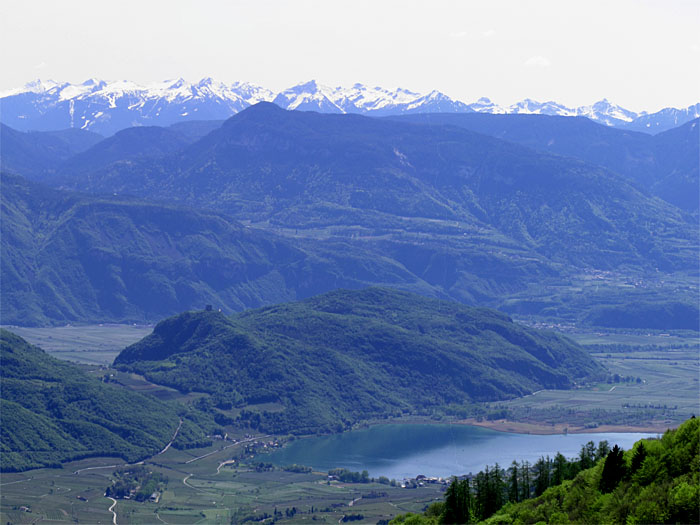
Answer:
[{"left": 114, "top": 288, "right": 605, "bottom": 434}]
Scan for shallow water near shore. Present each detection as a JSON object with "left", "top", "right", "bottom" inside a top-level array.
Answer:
[{"left": 260, "top": 423, "right": 656, "bottom": 479}]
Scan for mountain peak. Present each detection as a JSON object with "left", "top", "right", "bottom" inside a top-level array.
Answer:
[
  {"left": 167, "top": 77, "right": 187, "bottom": 89},
  {"left": 1, "top": 78, "right": 697, "bottom": 135},
  {"left": 232, "top": 101, "right": 286, "bottom": 120},
  {"left": 293, "top": 79, "right": 320, "bottom": 92}
]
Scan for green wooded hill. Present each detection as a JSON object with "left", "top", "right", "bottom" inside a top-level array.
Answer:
[
  {"left": 58, "top": 125, "right": 191, "bottom": 176},
  {"left": 114, "top": 288, "right": 605, "bottom": 434},
  {"left": 0, "top": 329, "right": 216, "bottom": 472}
]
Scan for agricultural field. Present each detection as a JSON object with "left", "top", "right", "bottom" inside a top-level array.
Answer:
[
  {"left": 0, "top": 438, "right": 443, "bottom": 524},
  {"left": 1, "top": 324, "right": 152, "bottom": 365},
  {"left": 480, "top": 331, "right": 699, "bottom": 431}
]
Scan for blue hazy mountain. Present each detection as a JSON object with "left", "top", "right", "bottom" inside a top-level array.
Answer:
[
  {"left": 2, "top": 105, "right": 696, "bottom": 327},
  {"left": 0, "top": 123, "right": 103, "bottom": 179},
  {"left": 54, "top": 103, "right": 697, "bottom": 272},
  {"left": 389, "top": 113, "right": 700, "bottom": 212}
]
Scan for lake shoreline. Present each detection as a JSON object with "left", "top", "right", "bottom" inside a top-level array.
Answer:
[
  {"left": 263, "top": 422, "right": 659, "bottom": 479},
  {"left": 357, "top": 415, "right": 672, "bottom": 436},
  {"left": 456, "top": 418, "right": 671, "bottom": 435}
]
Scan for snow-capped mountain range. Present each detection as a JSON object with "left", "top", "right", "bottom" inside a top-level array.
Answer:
[{"left": 1, "top": 78, "right": 697, "bottom": 136}]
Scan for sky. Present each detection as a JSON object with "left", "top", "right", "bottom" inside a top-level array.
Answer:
[{"left": 1, "top": 0, "right": 698, "bottom": 112}]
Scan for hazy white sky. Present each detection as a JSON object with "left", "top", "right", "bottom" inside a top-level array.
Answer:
[{"left": 1, "top": 0, "right": 698, "bottom": 111}]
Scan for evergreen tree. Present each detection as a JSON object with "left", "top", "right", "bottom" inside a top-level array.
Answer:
[
  {"left": 520, "top": 460, "right": 531, "bottom": 501},
  {"left": 443, "top": 477, "right": 471, "bottom": 524},
  {"left": 600, "top": 445, "right": 626, "bottom": 493},
  {"left": 534, "top": 456, "right": 551, "bottom": 497},
  {"left": 473, "top": 469, "right": 488, "bottom": 520},
  {"left": 629, "top": 441, "right": 647, "bottom": 475},
  {"left": 552, "top": 452, "right": 567, "bottom": 486},
  {"left": 579, "top": 441, "right": 596, "bottom": 470},
  {"left": 596, "top": 440, "right": 611, "bottom": 461},
  {"left": 508, "top": 460, "right": 519, "bottom": 503},
  {"left": 490, "top": 463, "right": 505, "bottom": 512}
]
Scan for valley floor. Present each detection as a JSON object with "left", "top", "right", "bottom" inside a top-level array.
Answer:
[
  {"left": 2, "top": 324, "right": 697, "bottom": 523},
  {"left": 0, "top": 439, "right": 444, "bottom": 524}
]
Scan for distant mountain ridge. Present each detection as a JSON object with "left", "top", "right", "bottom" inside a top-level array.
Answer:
[
  {"left": 388, "top": 114, "right": 700, "bottom": 212},
  {"left": 2, "top": 78, "right": 697, "bottom": 135},
  {"left": 52, "top": 102, "right": 696, "bottom": 274},
  {"left": 3, "top": 105, "right": 697, "bottom": 326}
]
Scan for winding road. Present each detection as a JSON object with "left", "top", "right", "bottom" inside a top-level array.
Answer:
[
  {"left": 74, "top": 418, "right": 182, "bottom": 474},
  {"left": 185, "top": 434, "right": 270, "bottom": 465},
  {"left": 107, "top": 496, "right": 118, "bottom": 525}
]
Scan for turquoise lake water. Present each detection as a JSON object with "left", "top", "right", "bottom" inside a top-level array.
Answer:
[{"left": 260, "top": 423, "right": 656, "bottom": 479}]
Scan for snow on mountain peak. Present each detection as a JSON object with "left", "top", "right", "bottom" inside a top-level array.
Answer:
[
  {"left": 1, "top": 78, "right": 695, "bottom": 135},
  {"left": 0, "top": 79, "right": 61, "bottom": 97}
]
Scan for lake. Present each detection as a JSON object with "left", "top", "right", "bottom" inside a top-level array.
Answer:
[{"left": 260, "top": 423, "right": 656, "bottom": 479}]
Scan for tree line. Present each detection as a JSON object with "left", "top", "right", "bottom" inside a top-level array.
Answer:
[{"left": 392, "top": 417, "right": 698, "bottom": 524}]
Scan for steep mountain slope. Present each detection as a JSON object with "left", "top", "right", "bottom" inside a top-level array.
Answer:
[
  {"left": 58, "top": 126, "right": 191, "bottom": 176},
  {"left": 390, "top": 113, "right": 700, "bottom": 211},
  {"left": 0, "top": 330, "right": 214, "bottom": 471},
  {"left": 58, "top": 103, "right": 697, "bottom": 274},
  {"left": 167, "top": 119, "right": 225, "bottom": 141},
  {"left": 114, "top": 288, "right": 605, "bottom": 434},
  {"left": 0, "top": 173, "right": 436, "bottom": 325},
  {"left": 649, "top": 118, "right": 700, "bottom": 211},
  {"left": 0, "top": 123, "right": 103, "bottom": 180}
]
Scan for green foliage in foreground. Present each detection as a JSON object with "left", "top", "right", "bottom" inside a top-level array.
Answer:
[
  {"left": 0, "top": 329, "right": 217, "bottom": 472},
  {"left": 391, "top": 418, "right": 699, "bottom": 524},
  {"left": 115, "top": 288, "right": 604, "bottom": 434}
]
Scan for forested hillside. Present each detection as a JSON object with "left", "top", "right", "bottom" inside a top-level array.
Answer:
[
  {"left": 54, "top": 104, "right": 697, "bottom": 273},
  {"left": 1, "top": 172, "right": 432, "bottom": 325},
  {"left": 114, "top": 288, "right": 604, "bottom": 434},
  {"left": 390, "top": 114, "right": 699, "bottom": 212},
  {"left": 391, "top": 417, "right": 699, "bottom": 524},
  {"left": 0, "top": 330, "right": 216, "bottom": 472},
  {"left": 0, "top": 123, "right": 103, "bottom": 181},
  {"left": 2, "top": 106, "right": 698, "bottom": 328}
]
